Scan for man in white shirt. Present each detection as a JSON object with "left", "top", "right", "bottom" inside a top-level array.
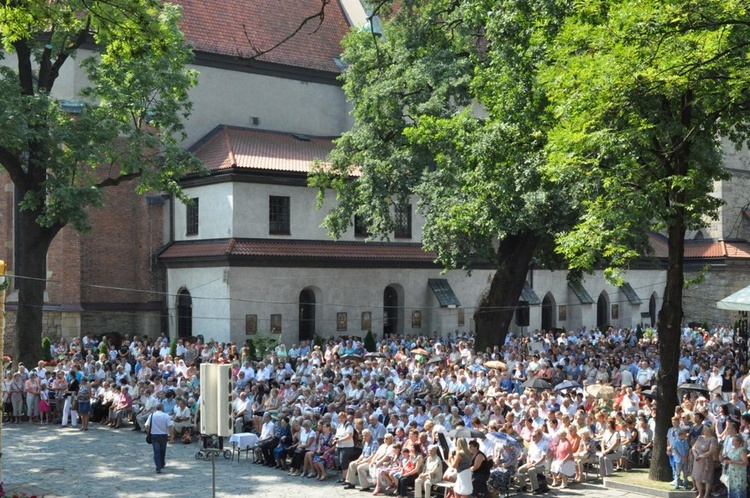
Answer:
[
  {"left": 233, "top": 392, "right": 253, "bottom": 433},
  {"left": 145, "top": 403, "right": 174, "bottom": 474},
  {"left": 517, "top": 429, "right": 550, "bottom": 493}
]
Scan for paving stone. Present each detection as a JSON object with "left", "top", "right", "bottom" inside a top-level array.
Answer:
[{"left": 1, "top": 423, "right": 658, "bottom": 498}]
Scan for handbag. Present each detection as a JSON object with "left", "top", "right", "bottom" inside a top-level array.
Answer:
[
  {"left": 70, "top": 395, "right": 78, "bottom": 411},
  {"left": 720, "top": 471, "right": 729, "bottom": 486},
  {"left": 146, "top": 416, "right": 153, "bottom": 444}
]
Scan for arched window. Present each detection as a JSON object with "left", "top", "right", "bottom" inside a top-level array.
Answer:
[
  {"left": 596, "top": 291, "right": 609, "bottom": 330},
  {"left": 383, "top": 286, "right": 399, "bottom": 337},
  {"left": 541, "top": 293, "right": 556, "bottom": 331}
]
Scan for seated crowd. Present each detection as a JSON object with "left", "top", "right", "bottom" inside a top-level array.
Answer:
[{"left": 4, "top": 324, "right": 750, "bottom": 498}]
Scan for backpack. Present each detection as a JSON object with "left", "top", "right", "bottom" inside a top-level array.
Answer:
[{"left": 347, "top": 422, "right": 361, "bottom": 447}]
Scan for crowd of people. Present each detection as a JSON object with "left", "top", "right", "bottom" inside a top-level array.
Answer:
[{"left": 3, "top": 325, "right": 750, "bottom": 498}]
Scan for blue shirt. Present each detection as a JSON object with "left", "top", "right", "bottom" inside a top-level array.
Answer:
[{"left": 672, "top": 438, "right": 689, "bottom": 463}]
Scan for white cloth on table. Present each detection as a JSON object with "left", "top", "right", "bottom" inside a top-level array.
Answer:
[{"left": 230, "top": 432, "right": 259, "bottom": 449}]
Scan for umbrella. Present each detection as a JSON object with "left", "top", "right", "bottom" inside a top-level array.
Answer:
[
  {"left": 364, "top": 352, "right": 386, "bottom": 359},
  {"left": 427, "top": 356, "right": 446, "bottom": 365},
  {"left": 679, "top": 383, "right": 709, "bottom": 393},
  {"left": 554, "top": 380, "right": 581, "bottom": 392},
  {"left": 411, "top": 348, "right": 429, "bottom": 356},
  {"left": 586, "top": 384, "right": 615, "bottom": 400},
  {"left": 642, "top": 389, "right": 657, "bottom": 400},
  {"left": 484, "top": 360, "right": 508, "bottom": 371},
  {"left": 521, "top": 378, "right": 552, "bottom": 390},
  {"left": 717, "top": 284, "right": 750, "bottom": 310},
  {"left": 340, "top": 354, "right": 363, "bottom": 362},
  {"left": 448, "top": 427, "right": 486, "bottom": 440},
  {"left": 488, "top": 431, "right": 519, "bottom": 447}
]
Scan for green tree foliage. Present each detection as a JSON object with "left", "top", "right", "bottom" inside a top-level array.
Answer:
[
  {"left": 0, "top": 1, "right": 202, "bottom": 367},
  {"left": 41, "top": 336, "right": 52, "bottom": 362},
  {"left": 169, "top": 337, "right": 178, "bottom": 359},
  {"left": 363, "top": 329, "right": 376, "bottom": 352},
  {"left": 540, "top": 0, "right": 750, "bottom": 480},
  {"left": 310, "top": 0, "right": 573, "bottom": 349}
]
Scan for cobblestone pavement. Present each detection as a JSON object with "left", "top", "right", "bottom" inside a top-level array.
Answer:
[{"left": 1, "top": 423, "right": 659, "bottom": 498}]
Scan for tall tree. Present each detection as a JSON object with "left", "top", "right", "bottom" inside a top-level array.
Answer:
[
  {"left": 541, "top": 0, "right": 750, "bottom": 480},
  {"left": 310, "top": 0, "right": 573, "bottom": 349},
  {"left": 0, "top": 0, "right": 201, "bottom": 366}
]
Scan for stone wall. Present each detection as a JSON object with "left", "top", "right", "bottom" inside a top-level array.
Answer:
[
  {"left": 80, "top": 310, "right": 163, "bottom": 341},
  {"left": 684, "top": 260, "right": 750, "bottom": 327},
  {"left": 2, "top": 309, "right": 63, "bottom": 361}
]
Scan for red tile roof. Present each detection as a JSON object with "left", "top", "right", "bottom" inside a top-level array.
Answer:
[
  {"left": 175, "top": 0, "right": 351, "bottom": 74},
  {"left": 159, "top": 238, "right": 437, "bottom": 262},
  {"left": 193, "top": 126, "right": 335, "bottom": 172},
  {"left": 648, "top": 233, "right": 750, "bottom": 259}
]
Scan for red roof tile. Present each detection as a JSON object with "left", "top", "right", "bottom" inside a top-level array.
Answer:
[
  {"left": 159, "top": 239, "right": 437, "bottom": 261},
  {"left": 193, "top": 126, "right": 335, "bottom": 172},
  {"left": 648, "top": 233, "right": 750, "bottom": 259},
  {"left": 175, "top": 0, "right": 351, "bottom": 74}
]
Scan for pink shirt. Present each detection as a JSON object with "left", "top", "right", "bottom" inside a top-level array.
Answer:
[{"left": 554, "top": 439, "right": 572, "bottom": 461}]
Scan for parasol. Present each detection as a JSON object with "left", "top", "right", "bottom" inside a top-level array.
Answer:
[
  {"left": 521, "top": 378, "right": 552, "bottom": 390},
  {"left": 586, "top": 383, "right": 615, "bottom": 400},
  {"left": 554, "top": 380, "right": 581, "bottom": 392},
  {"left": 448, "top": 427, "right": 486, "bottom": 440},
  {"left": 411, "top": 348, "right": 429, "bottom": 356},
  {"left": 484, "top": 360, "right": 508, "bottom": 371},
  {"left": 340, "top": 354, "right": 363, "bottom": 362},
  {"left": 427, "top": 356, "right": 446, "bottom": 365}
]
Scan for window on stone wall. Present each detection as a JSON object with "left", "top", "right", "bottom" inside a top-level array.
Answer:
[
  {"left": 394, "top": 203, "right": 412, "bottom": 239},
  {"left": 269, "top": 196, "right": 291, "bottom": 235},
  {"left": 186, "top": 198, "right": 199, "bottom": 236},
  {"left": 354, "top": 214, "right": 370, "bottom": 238}
]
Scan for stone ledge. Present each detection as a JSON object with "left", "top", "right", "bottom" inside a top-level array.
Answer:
[{"left": 604, "top": 477, "right": 697, "bottom": 498}]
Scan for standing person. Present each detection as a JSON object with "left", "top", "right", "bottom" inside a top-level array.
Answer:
[
  {"left": 62, "top": 369, "right": 80, "bottom": 428},
  {"left": 38, "top": 381, "right": 51, "bottom": 425},
  {"left": 672, "top": 429, "right": 690, "bottom": 490},
  {"left": 25, "top": 371, "right": 41, "bottom": 423},
  {"left": 76, "top": 377, "right": 92, "bottom": 431},
  {"left": 9, "top": 373, "right": 25, "bottom": 424},
  {"left": 145, "top": 403, "right": 173, "bottom": 474},
  {"left": 692, "top": 424, "right": 719, "bottom": 498},
  {"left": 722, "top": 434, "right": 748, "bottom": 498},
  {"left": 3, "top": 372, "right": 13, "bottom": 423},
  {"left": 334, "top": 411, "right": 356, "bottom": 483},
  {"left": 450, "top": 437, "right": 473, "bottom": 498}
]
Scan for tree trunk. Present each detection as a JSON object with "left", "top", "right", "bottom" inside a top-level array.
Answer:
[
  {"left": 15, "top": 202, "right": 60, "bottom": 368},
  {"left": 474, "top": 230, "right": 539, "bottom": 351},
  {"left": 649, "top": 215, "right": 687, "bottom": 480}
]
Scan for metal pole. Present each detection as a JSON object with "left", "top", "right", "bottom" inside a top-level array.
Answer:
[
  {"left": 0, "top": 260, "right": 8, "bottom": 483},
  {"left": 212, "top": 449, "right": 216, "bottom": 498}
]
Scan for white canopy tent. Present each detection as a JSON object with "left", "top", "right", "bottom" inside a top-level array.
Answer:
[{"left": 717, "top": 285, "right": 750, "bottom": 311}]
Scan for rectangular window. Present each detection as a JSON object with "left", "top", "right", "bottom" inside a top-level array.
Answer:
[
  {"left": 186, "top": 198, "right": 199, "bottom": 236},
  {"left": 354, "top": 214, "right": 369, "bottom": 237},
  {"left": 269, "top": 196, "right": 291, "bottom": 234},
  {"left": 394, "top": 203, "right": 412, "bottom": 238}
]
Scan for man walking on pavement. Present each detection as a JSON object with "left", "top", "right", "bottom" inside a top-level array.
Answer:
[{"left": 145, "top": 403, "right": 173, "bottom": 474}]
